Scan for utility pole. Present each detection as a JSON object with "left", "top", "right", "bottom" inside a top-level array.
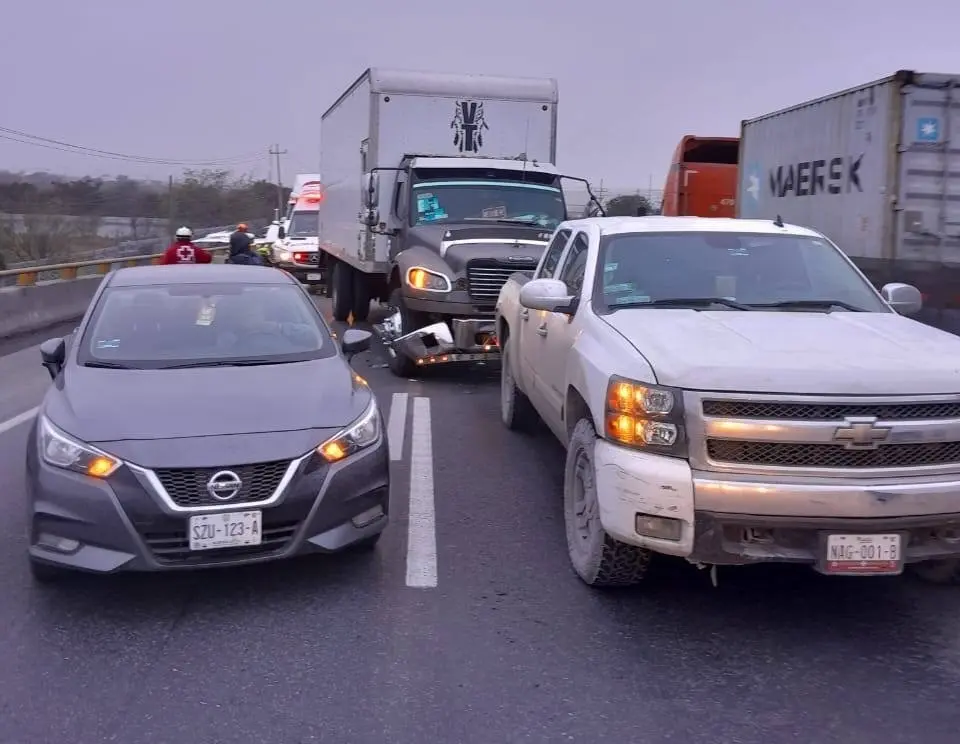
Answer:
[{"left": 268, "top": 144, "right": 288, "bottom": 219}]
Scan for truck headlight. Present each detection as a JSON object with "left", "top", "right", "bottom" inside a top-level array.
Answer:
[
  {"left": 39, "top": 415, "right": 121, "bottom": 478},
  {"left": 317, "top": 399, "right": 382, "bottom": 462},
  {"left": 406, "top": 267, "right": 451, "bottom": 292},
  {"left": 604, "top": 377, "right": 686, "bottom": 457}
]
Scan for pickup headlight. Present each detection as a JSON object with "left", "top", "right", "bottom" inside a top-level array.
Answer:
[
  {"left": 604, "top": 377, "right": 686, "bottom": 457},
  {"left": 317, "top": 398, "right": 382, "bottom": 462},
  {"left": 38, "top": 416, "right": 121, "bottom": 478},
  {"left": 406, "top": 267, "right": 451, "bottom": 292}
]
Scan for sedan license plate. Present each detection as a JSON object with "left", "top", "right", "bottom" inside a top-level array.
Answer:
[
  {"left": 824, "top": 533, "right": 902, "bottom": 575},
  {"left": 188, "top": 511, "right": 262, "bottom": 551},
  {"left": 306, "top": 273, "right": 322, "bottom": 281}
]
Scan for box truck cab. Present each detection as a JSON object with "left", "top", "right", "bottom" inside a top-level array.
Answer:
[
  {"left": 318, "top": 67, "right": 599, "bottom": 377},
  {"left": 661, "top": 135, "right": 739, "bottom": 217}
]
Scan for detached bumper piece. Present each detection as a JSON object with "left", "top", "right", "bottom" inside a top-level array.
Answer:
[{"left": 377, "top": 316, "right": 500, "bottom": 366}]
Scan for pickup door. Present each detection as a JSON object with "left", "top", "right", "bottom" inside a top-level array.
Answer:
[{"left": 535, "top": 230, "right": 591, "bottom": 434}]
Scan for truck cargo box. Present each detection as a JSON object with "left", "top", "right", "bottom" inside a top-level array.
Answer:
[{"left": 737, "top": 70, "right": 960, "bottom": 331}]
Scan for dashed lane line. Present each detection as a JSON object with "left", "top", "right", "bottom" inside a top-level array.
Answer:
[
  {"left": 405, "top": 396, "right": 438, "bottom": 588},
  {"left": 0, "top": 406, "right": 39, "bottom": 437}
]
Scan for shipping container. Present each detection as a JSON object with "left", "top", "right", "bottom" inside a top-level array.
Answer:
[
  {"left": 737, "top": 70, "right": 960, "bottom": 332},
  {"left": 662, "top": 135, "right": 739, "bottom": 217}
]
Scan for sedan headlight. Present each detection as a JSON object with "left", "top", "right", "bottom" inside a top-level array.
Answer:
[
  {"left": 406, "top": 267, "right": 451, "bottom": 292},
  {"left": 38, "top": 416, "right": 121, "bottom": 478},
  {"left": 604, "top": 377, "right": 687, "bottom": 457},
  {"left": 317, "top": 399, "right": 381, "bottom": 463}
]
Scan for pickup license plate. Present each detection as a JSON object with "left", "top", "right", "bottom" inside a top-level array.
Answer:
[
  {"left": 188, "top": 511, "right": 262, "bottom": 551},
  {"left": 306, "top": 273, "right": 322, "bottom": 281},
  {"left": 823, "top": 533, "right": 902, "bottom": 575}
]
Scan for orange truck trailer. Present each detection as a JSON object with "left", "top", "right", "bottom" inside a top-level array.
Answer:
[{"left": 661, "top": 135, "right": 739, "bottom": 217}]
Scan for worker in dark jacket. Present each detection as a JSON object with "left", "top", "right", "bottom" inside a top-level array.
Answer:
[{"left": 227, "top": 223, "right": 261, "bottom": 265}]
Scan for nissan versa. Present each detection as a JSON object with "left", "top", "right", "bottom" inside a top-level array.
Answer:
[{"left": 25, "top": 264, "right": 389, "bottom": 582}]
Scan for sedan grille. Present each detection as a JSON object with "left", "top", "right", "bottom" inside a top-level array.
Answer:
[
  {"left": 142, "top": 519, "right": 300, "bottom": 565},
  {"left": 153, "top": 460, "right": 291, "bottom": 508},
  {"left": 466, "top": 259, "right": 538, "bottom": 306}
]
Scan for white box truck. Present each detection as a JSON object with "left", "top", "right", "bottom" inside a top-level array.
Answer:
[
  {"left": 318, "top": 67, "right": 600, "bottom": 376},
  {"left": 737, "top": 69, "right": 960, "bottom": 334}
]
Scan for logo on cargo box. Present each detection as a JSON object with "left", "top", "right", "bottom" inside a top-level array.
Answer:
[
  {"left": 451, "top": 100, "right": 489, "bottom": 153},
  {"left": 916, "top": 117, "right": 941, "bottom": 143}
]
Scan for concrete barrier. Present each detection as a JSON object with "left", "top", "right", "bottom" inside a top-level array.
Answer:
[{"left": 0, "top": 276, "right": 102, "bottom": 338}]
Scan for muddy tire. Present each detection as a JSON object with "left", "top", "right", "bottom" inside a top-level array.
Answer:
[
  {"left": 330, "top": 262, "right": 353, "bottom": 322},
  {"left": 500, "top": 335, "right": 536, "bottom": 431},
  {"left": 564, "top": 418, "right": 651, "bottom": 587},
  {"left": 911, "top": 558, "right": 960, "bottom": 585},
  {"left": 351, "top": 271, "right": 371, "bottom": 323},
  {"left": 386, "top": 288, "right": 428, "bottom": 378}
]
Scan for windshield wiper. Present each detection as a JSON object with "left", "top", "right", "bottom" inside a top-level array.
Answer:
[
  {"left": 84, "top": 361, "right": 136, "bottom": 369},
  {"left": 748, "top": 299, "right": 867, "bottom": 312},
  {"left": 160, "top": 359, "right": 281, "bottom": 369},
  {"left": 610, "top": 297, "right": 753, "bottom": 311}
]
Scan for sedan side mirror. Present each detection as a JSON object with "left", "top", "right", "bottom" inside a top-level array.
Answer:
[
  {"left": 39, "top": 337, "right": 66, "bottom": 380},
  {"left": 341, "top": 328, "right": 372, "bottom": 358},
  {"left": 519, "top": 278, "right": 576, "bottom": 314},
  {"left": 881, "top": 282, "right": 922, "bottom": 316}
]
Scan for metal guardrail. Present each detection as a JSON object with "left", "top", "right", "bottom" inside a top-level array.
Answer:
[{"left": 0, "top": 245, "right": 232, "bottom": 288}]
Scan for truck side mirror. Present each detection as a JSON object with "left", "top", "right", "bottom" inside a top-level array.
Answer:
[
  {"left": 278, "top": 225, "right": 286, "bottom": 239},
  {"left": 362, "top": 172, "right": 379, "bottom": 209},
  {"left": 362, "top": 207, "right": 379, "bottom": 227}
]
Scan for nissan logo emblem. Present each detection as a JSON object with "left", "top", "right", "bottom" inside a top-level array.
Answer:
[{"left": 206, "top": 470, "right": 243, "bottom": 501}]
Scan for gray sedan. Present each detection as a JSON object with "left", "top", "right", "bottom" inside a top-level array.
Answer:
[{"left": 26, "top": 264, "right": 388, "bottom": 582}]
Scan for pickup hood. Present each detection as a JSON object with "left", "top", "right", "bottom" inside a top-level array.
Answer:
[
  {"left": 408, "top": 223, "right": 550, "bottom": 273},
  {"left": 601, "top": 309, "right": 960, "bottom": 395}
]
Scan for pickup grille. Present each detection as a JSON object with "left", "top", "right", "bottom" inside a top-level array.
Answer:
[
  {"left": 703, "top": 400, "right": 960, "bottom": 421},
  {"left": 466, "top": 259, "right": 538, "bottom": 305},
  {"left": 707, "top": 440, "right": 960, "bottom": 469}
]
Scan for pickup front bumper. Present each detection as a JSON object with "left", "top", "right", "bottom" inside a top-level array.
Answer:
[{"left": 593, "top": 440, "right": 960, "bottom": 572}]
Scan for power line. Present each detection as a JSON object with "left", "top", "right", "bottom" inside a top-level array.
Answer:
[{"left": 0, "top": 125, "right": 263, "bottom": 167}]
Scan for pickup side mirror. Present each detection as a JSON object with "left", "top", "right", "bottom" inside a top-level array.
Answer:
[
  {"left": 519, "top": 278, "right": 576, "bottom": 314},
  {"left": 40, "top": 337, "right": 66, "bottom": 380},
  {"left": 341, "top": 328, "right": 372, "bottom": 358},
  {"left": 362, "top": 172, "right": 379, "bottom": 209},
  {"left": 881, "top": 282, "right": 922, "bottom": 316}
]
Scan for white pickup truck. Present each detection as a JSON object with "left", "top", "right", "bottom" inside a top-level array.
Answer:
[{"left": 495, "top": 216, "right": 960, "bottom": 588}]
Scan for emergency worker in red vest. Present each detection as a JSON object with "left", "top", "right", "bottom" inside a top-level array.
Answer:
[{"left": 160, "top": 226, "right": 213, "bottom": 264}]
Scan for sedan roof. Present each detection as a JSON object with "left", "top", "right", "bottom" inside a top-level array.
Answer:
[{"left": 106, "top": 264, "right": 294, "bottom": 287}]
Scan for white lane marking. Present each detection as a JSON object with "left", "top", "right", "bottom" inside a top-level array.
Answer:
[
  {"left": 406, "top": 396, "right": 437, "bottom": 588},
  {"left": 387, "top": 392, "right": 408, "bottom": 461},
  {"left": 0, "top": 406, "right": 39, "bottom": 436}
]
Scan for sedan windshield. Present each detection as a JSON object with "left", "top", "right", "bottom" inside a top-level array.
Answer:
[
  {"left": 78, "top": 282, "right": 334, "bottom": 368},
  {"left": 410, "top": 180, "right": 565, "bottom": 228},
  {"left": 594, "top": 231, "right": 890, "bottom": 313}
]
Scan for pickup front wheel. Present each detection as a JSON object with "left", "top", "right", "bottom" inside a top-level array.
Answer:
[
  {"left": 500, "top": 336, "right": 536, "bottom": 431},
  {"left": 565, "top": 418, "right": 651, "bottom": 587}
]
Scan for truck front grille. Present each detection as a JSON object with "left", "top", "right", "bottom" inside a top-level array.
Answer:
[
  {"left": 706, "top": 440, "right": 960, "bottom": 469},
  {"left": 466, "top": 260, "right": 538, "bottom": 305},
  {"left": 702, "top": 400, "right": 960, "bottom": 421}
]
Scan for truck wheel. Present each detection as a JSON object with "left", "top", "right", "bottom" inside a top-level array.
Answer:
[
  {"left": 386, "top": 288, "right": 426, "bottom": 378},
  {"left": 564, "top": 418, "right": 651, "bottom": 587},
  {"left": 331, "top": 262, "right": 354, "bottom": 322},
  {"left": 500, "top": 335, "right": 536, "bottom": 431},
  {"left": 351, "top": 271, "right": 371, "bottom": 323},
  {"left": 911, "top": 558, "right": 960, "bottom": 585}
]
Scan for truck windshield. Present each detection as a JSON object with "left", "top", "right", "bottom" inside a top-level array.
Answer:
[
  {"left": 288, "top": 210, "right": 318, "bottom": 238},
  {"left": 594, "top": 232, "right": 890, "bottom": 313},
  {"left": 410, "top": 180, "right": 565, "bottom": 228}
]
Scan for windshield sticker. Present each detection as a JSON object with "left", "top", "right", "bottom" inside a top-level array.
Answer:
[
  {"left": 611, "top": 294, "right": 650, "bottom": 305},
  {"left": 604, "top": 282, "right": 635, "bottom": 293},
  {"left": 604, "top": 262, "right": 618, "bottom": 272},
  {"left": 481, "top": 205, "right": 507, "bottom": 218},
  {"left": 95, "top": 339, "right": 120, "bottom": 349},
  {"left": 196, "top": 303, "right": 217, "bottom": 326},
  {"left": 417, "top": 194, "right": 448, "bottom": 222}
]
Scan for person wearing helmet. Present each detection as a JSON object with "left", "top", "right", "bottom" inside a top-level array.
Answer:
[
  {"left": 160, "top": 226, "right": 213, "bottom": 265},
  {"left": 227, "top": 222, "right": 261, "bottom": 265}
]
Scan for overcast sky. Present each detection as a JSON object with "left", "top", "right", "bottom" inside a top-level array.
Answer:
[{"left": 3, "top": 0, "right": 959, "bottom": 191}]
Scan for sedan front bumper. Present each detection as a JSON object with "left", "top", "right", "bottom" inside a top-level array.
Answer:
[{"left": 25, "top": 429, "right": 389, "bottom": 574}]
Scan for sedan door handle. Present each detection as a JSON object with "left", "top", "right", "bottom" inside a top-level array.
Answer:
[
  {"left": 520, "top": 309, "right": 529, "bottom": 321},
  {"left": 536, "top": 323, "right": 548, "bottom": 337}
]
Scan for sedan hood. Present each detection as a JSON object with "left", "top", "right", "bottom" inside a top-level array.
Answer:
[
  {"left": 601, "top": 309, "right": 960, "bottom": 395},
  {"left": 44, "top": 357, "right": 370, "bottom": 443}
]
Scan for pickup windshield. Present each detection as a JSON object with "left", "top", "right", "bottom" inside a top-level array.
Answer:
[
  {"left": 594, "top": 231, "right": 890, "bottom": 313},
  {"left": 410, "top": 180, "right": 565, "bottom": 228}
]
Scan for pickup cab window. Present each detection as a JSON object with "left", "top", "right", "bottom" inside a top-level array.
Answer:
[
  {"left": 536, "top": 229, "right": 571, "bottom": 279},
  {"left": 559, "top": 233, "right": 590, "bottom": 295},
  {"left": 593, "top": 231, "right": 889, "bottom": 312}
]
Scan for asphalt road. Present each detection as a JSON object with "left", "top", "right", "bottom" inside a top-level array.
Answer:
[{"left": 2, "top": 304, "right": 960, "bottom": 743}]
